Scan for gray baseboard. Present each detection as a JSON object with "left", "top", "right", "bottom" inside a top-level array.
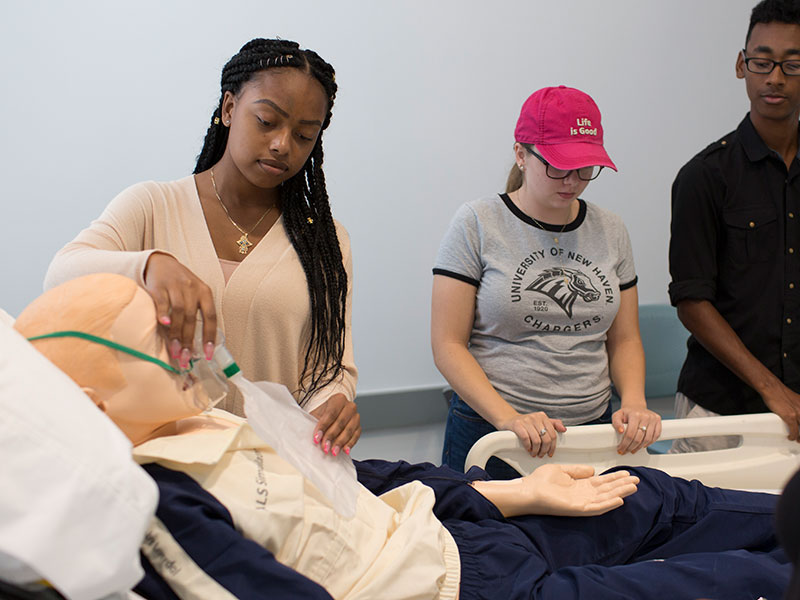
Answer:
[{"left": 355, "top": 386, "right": 449, "bottom": 431}]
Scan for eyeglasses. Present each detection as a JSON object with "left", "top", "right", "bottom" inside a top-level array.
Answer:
[
  {"left": 523, "top": 145, "right": 603, "bottom": 181},
  {"left": 27, "top": 330, "right": 229, "bottom": 412},
  {"left": 741, "top": 50, "right": 800, "bottom": 76}
]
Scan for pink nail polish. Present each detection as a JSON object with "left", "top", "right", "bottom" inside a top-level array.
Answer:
[
  {"left": 159, "top": 316, "right": 171, "bottom": 326},
  {"left": 324, "top": 440, "right": 331, "bottom": 454},
  {"left": 332, "top": 446, "right": 340, "bottom": 457},
  {"left": 170, "top": 339, "right": 181, "bottom": 360},
  {"left": 179, "top": 348, "right": 191, "bottom": 369},
  {"left": 205, "top": 342, "right": 214, "bottom": 361},
  {"left": 313, "top": 431, "right": 322, "bottom": 444},
  {"left": 344, "top": 447, "right": 350, "bottom": 456}
]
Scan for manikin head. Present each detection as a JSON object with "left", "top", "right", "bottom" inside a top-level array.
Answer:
[{"left": 14, "top": 273, "right": 206, "bottom": 445}]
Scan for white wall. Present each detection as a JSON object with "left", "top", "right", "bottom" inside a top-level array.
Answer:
[{"left": 1, "top": 0, "right": 753, "bottom": 393}]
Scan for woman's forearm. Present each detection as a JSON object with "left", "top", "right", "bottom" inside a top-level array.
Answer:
[
  {"left": 607, "top": 336, "right": 647, "bottom": 406},
  {"left": 605, "top": 287, "right": 646, "bottom": 406},
  {"left": 433, "top": 341, "right": 518, "bottom": 427},
  {"left": 431, "top": 275, "right": 518, "bottom": 428}
]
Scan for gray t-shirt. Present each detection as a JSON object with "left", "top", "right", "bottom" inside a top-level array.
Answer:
[{"left": 433, "top": 193, "right": 637, "bottom": 425}]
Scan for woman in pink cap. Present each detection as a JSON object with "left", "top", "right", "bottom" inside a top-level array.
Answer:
[{"left": 432, "top": 86, "right": 662, "bottom": 478}]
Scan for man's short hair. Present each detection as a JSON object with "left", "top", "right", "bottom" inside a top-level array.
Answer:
[{"left": 747, "top": 0, "right": 800, "bottom": 45}]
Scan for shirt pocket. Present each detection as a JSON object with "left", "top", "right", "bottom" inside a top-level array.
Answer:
[{"left": 722, "top": 205, "right": 777, "bottom": 264}]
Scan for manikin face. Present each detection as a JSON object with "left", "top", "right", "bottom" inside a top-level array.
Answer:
[
  {"left": 100, "top": 288, "right": 203, "bottom": 428},
  {"left": 220, "top": 68, "right": 329, "bottom": 191},
  {"left": 737, "top": 22, "right": 800, "bottom": 127}
]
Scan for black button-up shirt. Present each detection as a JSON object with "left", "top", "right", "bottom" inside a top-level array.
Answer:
[{"left": 668, "top": 114, "right": 800, "bottom": 415}]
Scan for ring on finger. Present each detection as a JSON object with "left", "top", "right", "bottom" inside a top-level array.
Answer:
[
  {"left": 639, "top": 425, "right": 647, "bottom": 432},
  {"left": 539, "top": 427, "right": 548, "bottom": 436}
]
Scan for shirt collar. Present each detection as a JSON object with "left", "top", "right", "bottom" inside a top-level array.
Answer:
[
  {"left": 738, "top": 113, "right": 773, "bottom": 163},
  {"left": 738, "top": 113, "right": 800, "bottom": 163},
  {"left": 132, "top": 409, "right": 268, "bottom": 466}
]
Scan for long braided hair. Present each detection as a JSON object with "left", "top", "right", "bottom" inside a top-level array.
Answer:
[{"left": 195, "top": 38, "right": 347, "bottom": 405}]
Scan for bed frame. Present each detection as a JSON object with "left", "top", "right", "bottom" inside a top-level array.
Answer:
[{"left": 464, "top": 413, "right": 800, "bottom": 492}]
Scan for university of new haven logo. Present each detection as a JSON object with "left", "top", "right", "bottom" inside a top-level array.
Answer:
[{"left": 525, "top": 267, "right": 600, "bottom": 318}]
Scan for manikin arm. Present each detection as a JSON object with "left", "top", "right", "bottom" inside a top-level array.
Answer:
[{"left": 471, "top": 464, "right": 639, "bottom": 518}]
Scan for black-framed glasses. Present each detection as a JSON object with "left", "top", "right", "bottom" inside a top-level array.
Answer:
[
  {"left": 742, "top": 50, "right": 800, "bottom": 76},
  {"left": 523, "top": 145, "right": 603, "bottom": 181}
]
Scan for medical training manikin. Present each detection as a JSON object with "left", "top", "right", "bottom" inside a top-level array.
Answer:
[{"left": 8, "top": 273, "right": 793, "bottom": 600}]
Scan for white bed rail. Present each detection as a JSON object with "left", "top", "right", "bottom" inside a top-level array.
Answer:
[{"left": 464, "top": 413, "right": 800, "bottom": 491}]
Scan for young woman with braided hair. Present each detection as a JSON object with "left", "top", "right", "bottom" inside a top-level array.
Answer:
[{"left": 45, "top": 38, "right": 361, "bottom": 455}]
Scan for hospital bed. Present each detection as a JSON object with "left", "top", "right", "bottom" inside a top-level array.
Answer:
[{"left": 465, "top": 413, "right": 800, "bottom": 492}]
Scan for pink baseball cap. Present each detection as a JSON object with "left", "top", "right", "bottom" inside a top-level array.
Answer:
[{"left": 514, "top": 85, "right": 617, "bottom": 171}]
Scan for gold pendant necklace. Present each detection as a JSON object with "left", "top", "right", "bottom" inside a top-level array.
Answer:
[
  {"left": 515, "top": 190, "right": 572, "bottom": 244},
  {"left": 528, "top": 215, "right": 569, "bottom": 244},
  {"left": 210, "top": 169, "right": 275, "bottom": 255}
]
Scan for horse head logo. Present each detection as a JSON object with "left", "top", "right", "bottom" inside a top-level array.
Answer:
[{"left": 525, "top": 267, "right": 600, "bottom": 318}]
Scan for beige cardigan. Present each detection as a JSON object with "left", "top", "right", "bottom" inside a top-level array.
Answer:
[{"left": 45, "top": 176, "right": 357, "bottom": 416}]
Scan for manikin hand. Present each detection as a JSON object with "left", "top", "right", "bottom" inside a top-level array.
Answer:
[
  {"left": 471, "top": 464, "right": 639, "bottom": 518},
  {"left": 310, "top": 393, "right": 361, "bottom": 456}
]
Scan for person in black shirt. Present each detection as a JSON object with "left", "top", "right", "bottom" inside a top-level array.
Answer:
[{"left": 669, "top": 0, "right": 800, "bottom": 451}]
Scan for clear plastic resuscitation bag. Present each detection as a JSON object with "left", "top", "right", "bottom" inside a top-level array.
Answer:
[
  {"left": 238, "top": 376, "right": 359, "bottom": 518},
  {"left": 195, "top": 335, "right": 360, "bottom": 519}
]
